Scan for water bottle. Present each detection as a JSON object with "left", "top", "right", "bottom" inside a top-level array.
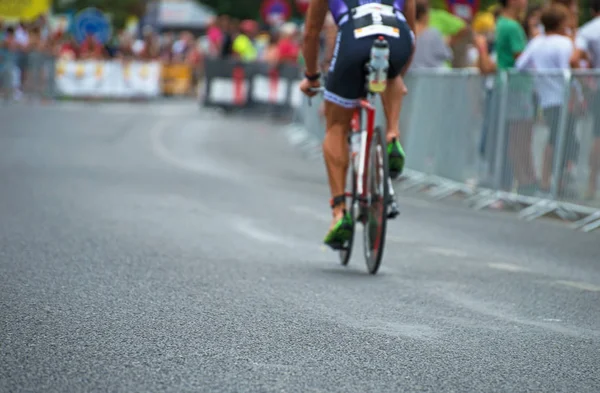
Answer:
[{"left": 367, "top": 36, "right": 389, "bottom": 93}]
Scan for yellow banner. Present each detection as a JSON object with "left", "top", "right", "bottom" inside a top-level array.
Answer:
[{"left": 0, "top": 0, "right": 51, "bottom": 21}]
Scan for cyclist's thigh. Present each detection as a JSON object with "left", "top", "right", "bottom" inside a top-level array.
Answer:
[
  {"left": 387, "top": 21, "right": 415, "bottom": 79},
  {"left": 325, "top": 23, "right": 372, "bottom": 108}
]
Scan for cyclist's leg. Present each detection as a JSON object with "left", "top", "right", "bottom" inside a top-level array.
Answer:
[
  {"left": 323, "top": 100, "right": 354, "bottom": 224},
  {"left": 381, "top": 75, "right": 407, "bottom": 177},
  {"left": 381, "top": 75, "right": 407, "bottom": 143},
  {"left": 321, "top": 22, "right": 371, "bottom": 248},
  {"left": 381, "top": 21, "right": 415, "bottom": 177}
]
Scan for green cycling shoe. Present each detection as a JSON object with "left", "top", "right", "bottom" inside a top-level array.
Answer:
[
  {"left": 387, "top": 138, "right": 405, "bottom": 179},
  {"left": 324, "top": 211, "right": 353, "bottom": 250}
]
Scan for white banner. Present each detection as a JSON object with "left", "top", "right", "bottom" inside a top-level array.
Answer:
[{"left": 54, "top": 60, "right": 162, "bottom": 98}]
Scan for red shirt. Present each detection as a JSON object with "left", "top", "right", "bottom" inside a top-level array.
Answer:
[
  {"left": 79, "top": 36, "right": 103, "bottom": 58},
  {"left": 277, "top": 38, "right": 299, "bottom": 64}
]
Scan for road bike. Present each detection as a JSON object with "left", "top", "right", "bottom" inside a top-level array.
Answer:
[{"left": 309, "top": 37, "right": 398, "bottom": 275}]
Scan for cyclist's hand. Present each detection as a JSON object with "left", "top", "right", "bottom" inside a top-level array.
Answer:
[{"left": 300, "top": 78, "right": 321, "bottom": 97}]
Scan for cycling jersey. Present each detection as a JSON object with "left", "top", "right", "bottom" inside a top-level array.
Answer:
[
  {"left": 324, "top": 0, "right": 414, "bottom": 108},
  {"left": 328, "top": 0, "right": 406, "bottom": 25}
]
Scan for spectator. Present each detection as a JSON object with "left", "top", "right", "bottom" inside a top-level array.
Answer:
[
  {"left": 573, "top": 0, "right": 600, "bottom": 199},
  {"left": 24, "top": 26, "right": 46, "bottom": 99},
  {"left": 277, "top": 22, "right": 300, "bottom": 65},
  {"left": 410, "top": 0, "right": 453, "bottom": 70},
  {"left": 57, "top": 33, "right": 78, "bottom": 60},
  {"left": 262, "top": 31, "right": 280, "bottom": 65},
  {"left": 516, "top": 3, "right": 578, "bottom": 195},
  {"left": 220, "top": 16, "right": 234, "bottom": 58},
  {"left": 172, "top": 32, "right": 193, "bottom": 63},
  {"left": 136, "top": 28, "right": 160, "bottom": 60},
  {"left": 116, "top": 32, "right": 135, "bottom": 60},
  {"left": 79, "top": 32, "right": 104, "bottom": 59},
  {"left": 473, "top": 11, "right": 498, "bottom": 181},
  {"left": 159, "top": 32, "right": 175, "bottom": 63},
  {"left": 552, "top": 0, "right": 580, "bottom": 36},
  {"left": 1, "top": 26, "right": 17, "bottom": 100},
  {"left": 522, "top": 5, "right": 543, "bottom": 39},
  {"left": 206, "top": 16, "right": 223, "bottom": 57},
  {"left": 476, "top": 0, "right": 538, "bottom": 196},
  {"left": 15, "top": 22, "right": 29, "bottom": 96},
  {"left": 232, "top": 20, "right": 257, "bottom": 62}
]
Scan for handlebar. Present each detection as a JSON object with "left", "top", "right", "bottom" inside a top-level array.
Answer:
[{"left": 307, "top": 87, "right": 325, "bottom": 106}]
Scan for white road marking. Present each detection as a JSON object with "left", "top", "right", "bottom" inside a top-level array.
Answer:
[
  {"left": 442, "top": 292, "right": 597, "bottom": 338},
  {"left": 487, "top": 263, "right": 532, "bottom": 273},
  {"left": 234, "top": 220, "right": 291, "bottom": 245},
  {"left": 149, "top": 119, "right": 243, "bottom": 180},
  {"left": 553, "top": 280, "right": 600, "bottom": 292},
  {"left": 425, "top": 247, "right": 468, "bottom": 258},
  {"left": 290, "top": 206, "right": 329, "bottom": 222}
]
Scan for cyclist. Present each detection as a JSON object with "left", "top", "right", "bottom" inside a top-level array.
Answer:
[{"left": 300, "top": 0, "right": 415, "bottom": 249}]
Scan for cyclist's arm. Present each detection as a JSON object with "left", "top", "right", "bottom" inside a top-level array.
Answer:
[
  {"left": 402, "top": 0, "right": 416, "bottom": 74},
  {"left": 321, "top": 13, "right": 337, "bottom": 72},
  {"left": 303, "top": 0, "right": 329, "bottom": 76},
  {"left": 404, "top": 0, "right": 416, "bottom": 38}
]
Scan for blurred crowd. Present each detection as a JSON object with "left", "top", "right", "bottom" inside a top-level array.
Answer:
[
  {"left": 203, "top": 15, "right": 303, "bottom": 66},
  {"left": 0, "top": 12, "right": 306, "bottom": 100}
]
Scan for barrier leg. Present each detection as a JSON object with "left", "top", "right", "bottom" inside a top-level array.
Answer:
[
  {"left": 571, "top": 211, "right": 600, "bottom": 230},
  {"left": 471, "top": 191, "right": 504, "bottom": 211},
  {"left": 517, "top": 200, "right": 559, "bottom": 221},
  {"left": 400, "top": 172, "right": 428, "bottom": 191},
  {"left": 582, "top": 217, "right": 600, "bottom": 232}
]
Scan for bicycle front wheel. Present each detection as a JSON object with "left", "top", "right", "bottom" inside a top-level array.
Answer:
[{"left": 363, "top": 126, "right": 389, "bottom": 275}]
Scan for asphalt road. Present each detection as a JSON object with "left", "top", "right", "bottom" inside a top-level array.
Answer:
[{"left": 1, "top": 101, "right": 599, "bottom": 393}]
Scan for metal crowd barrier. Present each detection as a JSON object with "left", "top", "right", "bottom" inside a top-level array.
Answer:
[
  {"left": 1, "top": 51, "right": 196, "bottom": 101},
  {"left": 201, "top": 58, "right": 303, "bottom": 116},
  {"left": 1, "top": 50, "right": 56, "bottom": 101},
  {"left": 287, "top": 69, "right": 600, "bottom": 233}
]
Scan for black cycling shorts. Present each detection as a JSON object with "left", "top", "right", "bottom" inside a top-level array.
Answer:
[{"left": 325, "top": 15, "right": 414, "bottom": 108}]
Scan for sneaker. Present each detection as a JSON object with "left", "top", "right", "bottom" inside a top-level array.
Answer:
[
  {"left": 387, "top": 139, "right": 405, "bottom": 179},
  {"left": 323, "top": 213, "right": 353, "bottom": 250}
]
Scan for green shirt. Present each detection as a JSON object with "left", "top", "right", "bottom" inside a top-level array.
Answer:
[
  {"left": 495, "top": 17, "right": 532, "bottom": 97},
  {"left": 428, "top": 9, "right": 466, "bottom": 37},
  {"left": 495, "top": 16, "right": 527, "bottom": 70},
  {"left": 233, "top": 34, "right": 257, "bottom": 62}
]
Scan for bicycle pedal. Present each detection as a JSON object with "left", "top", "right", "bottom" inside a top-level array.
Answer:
[
  {"left": 389, "top": 170, "right": 401, "bottom": 180},
  {"left": 387, "top": 202, "right": 400, "bottom": 219}
]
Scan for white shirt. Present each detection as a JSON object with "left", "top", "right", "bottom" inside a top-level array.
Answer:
[
  {"left": 132, "top": 39, "right": 145, "bottom": 55},
  {"left": 14, "top": 27, "right": 28, "bottom": 47},
  {"left": 576, "top": 17, "right": 600, "bottom": 68},
  {"left": 516, "top": 34, "right": 574, "bottom": 108}
]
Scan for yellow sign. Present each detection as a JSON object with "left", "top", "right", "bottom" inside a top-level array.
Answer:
[
  {"left": 56, "top": 60, "right": 66, "bottom": 77},
  {"left": 75, "top": 64, "right": 85, "bottom": 79},
  {"left": 94, "top": 64, "right": 103, "bottom": 79},
  {"left": 139, "top": 65, "right": 148, "bottom": 79},
  {"left": 0, "top": 0, "right": 51, "bottom": 21},
  {"left": 123, "top": 64, "right": 131, "bottom": 80},
  {"left": 161, "top": 64, "right": 192, "bottom": 96}
]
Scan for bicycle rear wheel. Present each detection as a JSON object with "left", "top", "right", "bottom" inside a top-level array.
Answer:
[{"left": 363, "top": 126, "right": 389, "bottom": 275}]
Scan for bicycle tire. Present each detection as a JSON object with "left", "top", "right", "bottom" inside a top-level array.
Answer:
[
  {"left": 339, "top": 161, "right": 357, "bottom": 266},
  {"left": 363, "top": 126, "right": 389, "bottom": 275}
]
